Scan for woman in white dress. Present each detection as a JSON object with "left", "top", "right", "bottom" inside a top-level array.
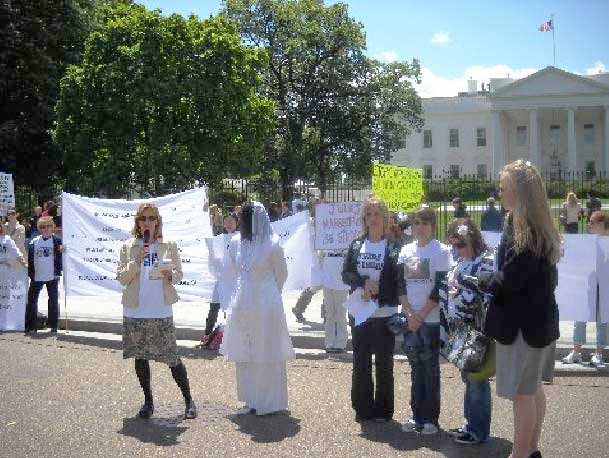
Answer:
[{"left": 220, "top": 201, "right": 295, "bottom": 415}]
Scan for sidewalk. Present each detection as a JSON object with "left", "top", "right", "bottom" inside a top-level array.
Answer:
[{"left": 34, "top": 286, "right": 609, "bottom": 371}]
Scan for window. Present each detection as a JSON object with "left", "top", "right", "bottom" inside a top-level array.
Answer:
[
  {"left": 584, "top": 124, "right": 595, "bottom": 146},
  {"left": 423, "top": 130, "right": 432, "bottom": 148},
  {"left": 516, "top": 126, "right": 528, "bottom": 147},
  {"left": 476, "top": 128, "right": 486, "bottom": 147},
  {"left": 450, "top": 164, "right": 460, "bottom": 179},
  {"left": 423, "top": 165, "right": 433, "bottom": 179},
  {"left": 585, "top": 161, "right": 596, "bottom": 177},
  {"left": 477, "top": 164, "right": 487, "bottom": 179},
  {"left": 550, "top": 125, "right": 561, "bottom": 148},
  {"left": 449, "top": 129, "right": 459, "bottom": 148}
]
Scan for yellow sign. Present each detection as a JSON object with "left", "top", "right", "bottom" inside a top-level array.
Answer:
[{"left": 371, "top": 163, "right": 423, "bottom": 212}]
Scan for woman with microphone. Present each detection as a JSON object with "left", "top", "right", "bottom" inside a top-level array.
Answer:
[{"left": 117, "top": 203, "right": 197, "bottom": 420}]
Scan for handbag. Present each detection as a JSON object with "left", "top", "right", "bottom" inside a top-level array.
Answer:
[
  {"left": 386, "top": 312, "right": 409, "bottom": 335},
  {"left": 443, "top": 324, "right": 491, "bottom": 373}
]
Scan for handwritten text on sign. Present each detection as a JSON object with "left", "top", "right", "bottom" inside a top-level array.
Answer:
[
  {"left": 371, "top": 164, "right": 423, "bottom": 212},
  {"left": 315, "top": 202, "right": 363, "bottom": 250}
]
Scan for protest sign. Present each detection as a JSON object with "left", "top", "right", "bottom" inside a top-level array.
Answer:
[
  {"left": 0, "top": 266, "right": 27, "bottom": 331},
  {"left": 371, "top": 164, "right": 423, "bottom": 212},
  {"left": 0, "top": 172, "right": 15, "bottom": 216},
  {"left": 314, "top": 201, "right": 363, "bottom": 250}
]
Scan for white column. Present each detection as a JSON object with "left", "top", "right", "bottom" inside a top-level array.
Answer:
[
  {"left": 492, "top": 110, "right": 504, "bottom": 175},
  {"left": 529, "top": 109, "right": 539, "bottom": 167},
  {"left": 567, "top": 108, "right": 577, "bottom": 172},
  {"left": 604, "top": 106, "right": 609, "bottom": 172}
]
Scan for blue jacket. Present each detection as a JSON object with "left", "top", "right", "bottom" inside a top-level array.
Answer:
[
  {"left": 27, "top": 235, "right": 62, "bottom": 280},
  {"left": 480, "top": 207, "right": 503, "bottom": 232}
]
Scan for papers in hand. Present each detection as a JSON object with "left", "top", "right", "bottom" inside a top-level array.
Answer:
[
  {"left": 148, "top": 260, "right": 173, "bottom": 280},
  {"left": 345, "top": 288, "right": 377, "bottom": 326}
]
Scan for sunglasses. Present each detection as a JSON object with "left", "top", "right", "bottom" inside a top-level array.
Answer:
[
  {"left": 452, "top": 240, "right": 467, "bottom": 249},
  {"left": 137, "top": 215, "right": 158, "bottom": 222},
  {"left": 39, "top": 224, "right": 53, "bottom": 229}
]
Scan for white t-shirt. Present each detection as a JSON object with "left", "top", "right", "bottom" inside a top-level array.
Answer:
[
  {"left": 398, "top": 239, "right": 453, "bottom": 323},
  {"left": 355, "top": 238, "right": 398, "bottom": 317},
  {"left": 32, "top": 236, "right": 56, "bottom": 282},
  {"left": 321, "top": 251, "right": 349, "bottom": 290},
  {"left": 124, "top": 243, "right": 171, "bottom": 319}
]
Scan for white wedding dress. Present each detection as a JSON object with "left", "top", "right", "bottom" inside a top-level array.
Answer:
[{"left": 220, "top": 202, "right": 295, "bottom": 415}]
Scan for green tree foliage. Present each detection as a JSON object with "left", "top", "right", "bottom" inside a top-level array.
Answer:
[
  {"left": 54, "top": 3, "right": 274, "bottom": 196},
  {"left": 0, "top": 0, "right": 93, "bottom": 190},
  {"left": 223, "top": 0, "right": 423, "bottom": 195}
]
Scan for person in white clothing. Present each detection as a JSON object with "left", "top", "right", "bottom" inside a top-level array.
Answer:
[
  {"left": 5, "top": 209, "right": 26, "bottom": 257},
  {"left": 321, "top": 249, "right": 349, "bottom": 353},
  {"left": 220, "top": 201, "right": 295, "bottom": 415}
]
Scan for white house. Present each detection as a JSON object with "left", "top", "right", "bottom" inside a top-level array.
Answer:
[{"left": 392, "top": 66, "right": 609, "bottom": 178}]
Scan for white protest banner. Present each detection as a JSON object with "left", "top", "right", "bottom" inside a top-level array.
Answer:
[
  {"left": 0, "top": 172, "right": 15, "bottom": 216},
  {"left": 314, "top": 201, "right": 363, "bottom": 250},
  {"left": 597, "top": 236, "right": 609, "bottom": 323},
  {"left": 272, "top": 210, "right": 314, "bottom": 291},
  {"left": 62, "top": 188, "right": 214, "bottom": 301},
  {"left": 483, "top": 231, "right": 597, "bottom": 322},
  {"left": 0, "top": 267, "right": 27, "bottom": 331}
]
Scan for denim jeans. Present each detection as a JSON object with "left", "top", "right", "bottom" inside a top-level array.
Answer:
[
  {"left": 403, "top": 323, "right": 441, "bottom": 426},
  {"left": 26, "top": 279, "right": 59, "bottom": 330},
  {"left": 461, "top": 371, "right": 492, "bottom": 442},
  {"left": 351, "top": 317, "right": 395, "bottom": 420},
  {"left": 574, "top": 284, "right": 608, "bottom": 347}
]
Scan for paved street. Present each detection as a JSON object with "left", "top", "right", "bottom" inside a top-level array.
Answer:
[{"left": 1, "top": 330, "right": 609, "bottom": 458}]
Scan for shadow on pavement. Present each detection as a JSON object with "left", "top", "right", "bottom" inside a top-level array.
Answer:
[
  {"left": 119, "top": 416, "right": 188, "bottom": 446},
  {"left": 229, "top": 411, "right": 301, "bottom": 443},
  {"left": 358, "top": 420, "right": 512, "bottom": 458}
]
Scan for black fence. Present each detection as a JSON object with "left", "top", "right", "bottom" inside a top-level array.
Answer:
[{"left": 12, "top": 171, "right": 609, "bottom": 239}]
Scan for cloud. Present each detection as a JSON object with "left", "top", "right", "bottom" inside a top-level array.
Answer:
[
  {"left": 431, "top": 32, "right": 450, "bottom": 45},
  {"left": 375, "top": 50, "right": 399, "bottom": 63},
  {"left": 416, "top": 64, "right": 538, "bottom": 98},
  {"left": 585, "top": 61, "right": 607, "bottom": 75}
]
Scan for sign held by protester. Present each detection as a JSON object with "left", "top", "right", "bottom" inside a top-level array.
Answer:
[
  {"left": 0, "top": 172, "right": 15, "bottom": 216},
  {"left": 314, "top": 202, "right": 363, "bottom": 250},
  {"left": 371, "top": 164, "right": 423, "bottom": 212}
]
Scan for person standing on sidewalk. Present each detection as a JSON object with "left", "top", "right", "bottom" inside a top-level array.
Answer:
[
  {"left": 25, "top": 216, "right": 62, "bottom": 333},
  {"left": 562, "top": 210, "right": 609, "bottom": 366},
  {"left": 320, "top": 248, "right": 349, "bottom": 353},
  {"left": 481, "top": 159, "right": 560, "bottom": 458},
  {"left": 117, "top": 203, "right": 197, "bottom": 420},
  {"left": 5, "top": 209, "right": 26, "bottom": 257},
  {"left": 220, "top": 201, "right": 294, "bottom": 416},
  {"left": 342, "top": 197, "right": 403, "bottom": 423},
  {"left": 398, "top": 207, "right": 453, "bottom": 435}
]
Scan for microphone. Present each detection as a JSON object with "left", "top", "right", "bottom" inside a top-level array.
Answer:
[{"left": 143, "top": 229, "right": 150, "bottom": 247}]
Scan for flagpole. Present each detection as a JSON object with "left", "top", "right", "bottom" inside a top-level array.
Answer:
[{"left": 552, "top": 14, "right": 556, "bottom": 66}]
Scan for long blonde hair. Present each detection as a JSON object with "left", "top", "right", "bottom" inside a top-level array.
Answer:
[
  {"left": 565, "top": 192, "right": 578, "bottom": 206},
  {"left": 359, "top": 196, "right": 392, "bottom": 240},
  {"left": 501, "top": 160, "right": 561, "bottom": 264},
  {"left": 132, "top": 203, "right": 163, "bottom": 241}
]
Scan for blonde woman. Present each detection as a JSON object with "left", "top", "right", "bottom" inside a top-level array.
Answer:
[
  {"left": 481, "top": 160, "right": 561, "bottom": 458},
  {"left": 560, "top": 192, "right": 582, "bottom": 234},
  {"left": 341, "top": 197, "right": 404, "bottom": 423},
  {"left": 117, "top": 203, "right": 196, "bottom": 420}
]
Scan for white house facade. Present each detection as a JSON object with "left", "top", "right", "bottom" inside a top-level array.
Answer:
[{"left": 392, "top": 66, "right": 609, "bottom": 178}]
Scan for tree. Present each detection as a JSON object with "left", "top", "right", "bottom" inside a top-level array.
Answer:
[
  {"left": 54, "top": 4, "right": 274, "bottom": 196},
  {"left": 0, "top": 0, "right": 94, "bottom": 191},
  {"left": 223, "top": 0, "right": 423, "bottom": 197}
]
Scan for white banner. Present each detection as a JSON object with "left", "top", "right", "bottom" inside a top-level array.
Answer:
[
  {"left": 481, "top": 231, "right": 600, "bottom": 322},
  {"left": 0, "top": 172, "right": 15, "bottom": 216},
  {"left": 0, "top": 267, "right": 27, "bottom": 331},
  {"left": 62, "top": 188, "right": 214, "bottom": 301},
  {"left": 274, "top": 210, "right": 315, "bottom": 291},
  {"left": 314, "top": 201, "right": 363, "bottom": 250}
]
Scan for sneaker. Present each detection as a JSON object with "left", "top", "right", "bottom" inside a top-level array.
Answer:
[
  {"left": 455, "top": 431, "right": 481, "bottom": 445},
  {"left": 529, "top": 451, "right": 542, "bottom": 458},
  {"left": 591, "top": 353, "right": 604, "bottom": 366},
  {"left": 447, "top": 426, "right": 465, "bottom": 436},
  {"left": 402, "top": 418, "right": 419, "bottom": 432},
  {"left": 561, "top": 350, "right": 583, "bottom": 364},
  {"left": 236, "top": 406, "right": 253, "bottom": 415},
  {"left": 419, "top": 423, "right": 439, "bottom": 435}
]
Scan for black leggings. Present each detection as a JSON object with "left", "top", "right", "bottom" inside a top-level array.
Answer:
[{"left": 134, "top": 358, "right": 192, "bottom": 405}]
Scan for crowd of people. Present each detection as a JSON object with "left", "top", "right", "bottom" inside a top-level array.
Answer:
[{"left": 3, "top": 161, "right": 609, "bottom": 458}]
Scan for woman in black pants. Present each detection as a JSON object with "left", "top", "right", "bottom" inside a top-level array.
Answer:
[{"left": 342, "top": 197, "right": 404, "bottom": 423}]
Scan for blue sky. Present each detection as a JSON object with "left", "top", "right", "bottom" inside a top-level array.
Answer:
[{"left": 138, "top": 0, "right": 609, "bottom": 97}]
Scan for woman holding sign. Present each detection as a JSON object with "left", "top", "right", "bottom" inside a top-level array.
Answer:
[
  {"left": 342, "top": 197, "right": 404, "bottom": 423},
  {"left": 481, "top": 160, "right": 560, "bottom": 458},
  {"left": 116, "top": 203, "right": 197, "bottom": 420}
]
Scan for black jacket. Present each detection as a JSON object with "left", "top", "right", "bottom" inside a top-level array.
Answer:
[
  {"left": 484, "top": 219, "right": 560, "bottom": 348},
  {"left": 342, "top": 236, "right": 404, "bottom": 308}
]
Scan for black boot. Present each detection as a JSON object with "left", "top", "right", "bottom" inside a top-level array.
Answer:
[
  {"left": 135, "top": 359, "right": 154, "bottom": 418},
  {"left": 171, "top": 361, "right": 197, "bottom": 419}
]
